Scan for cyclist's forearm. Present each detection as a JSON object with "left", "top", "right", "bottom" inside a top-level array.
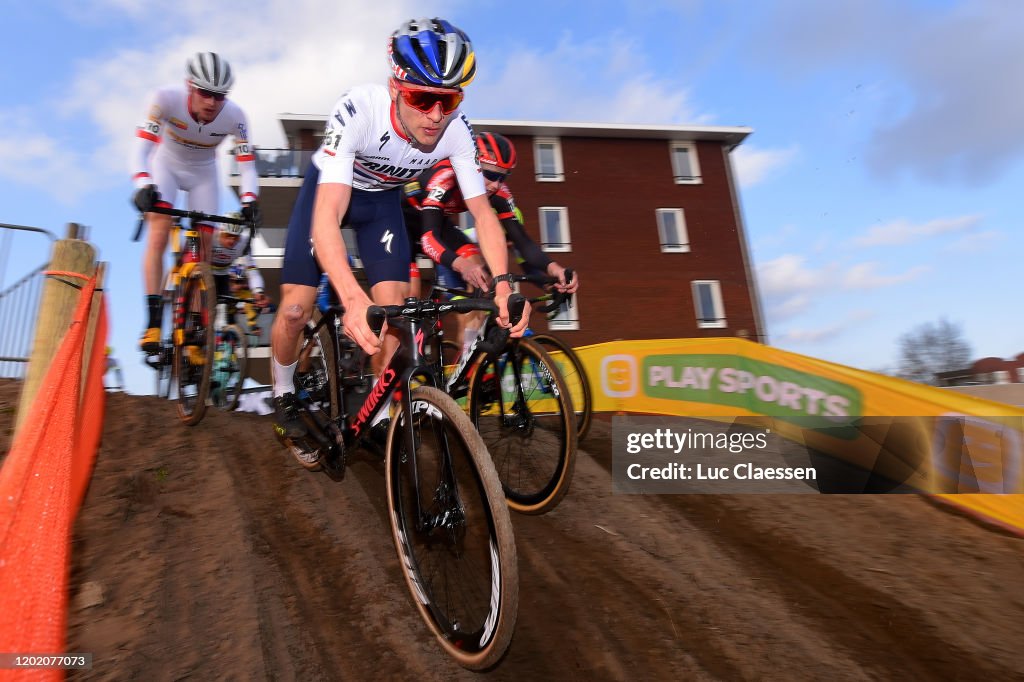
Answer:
[
  {"left": 471, "top": 204, "right": 510, "bottom": 278},
  {"left": 311, "top": 183, "right": 363, "bottom": 304},
  {"left": 502, "top": 217, "right": 551, "bottom": 273}
]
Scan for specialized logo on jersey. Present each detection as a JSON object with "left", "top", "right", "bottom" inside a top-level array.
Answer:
[
  {"left": 169, "top": 117, "right": 189, "bottom": 130},
  {"left": 381, "top": 229, "right": 394, "bottom": 254},
  {"left": 379, "top": 131, "right": 390, "bottom": 151}
]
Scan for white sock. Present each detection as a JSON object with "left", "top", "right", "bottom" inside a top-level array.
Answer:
[{"left": 272, "top": 357, "right": 297, "bottom": 397}]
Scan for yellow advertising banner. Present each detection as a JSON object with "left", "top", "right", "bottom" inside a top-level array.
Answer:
[{"left": 566, "top": 338, "right": 1024, "bottom": 532}]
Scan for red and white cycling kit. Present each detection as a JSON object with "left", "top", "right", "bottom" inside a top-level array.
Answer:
[{"left": 133, "top": 84, "right": 259, "bottom": 217}]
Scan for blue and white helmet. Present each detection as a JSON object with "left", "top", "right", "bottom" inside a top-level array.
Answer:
[{"left": 388, "top": 18, "right": 476, "bottom": 89}]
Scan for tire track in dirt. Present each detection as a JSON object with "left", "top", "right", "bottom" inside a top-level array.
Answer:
[{"left": 27, "top": 384, "right": 1019, "bottom": 681}]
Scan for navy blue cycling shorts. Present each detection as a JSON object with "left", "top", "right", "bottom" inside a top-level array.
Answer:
[{"left": 281, "top": 162, "right": 411, "bottom": 288}]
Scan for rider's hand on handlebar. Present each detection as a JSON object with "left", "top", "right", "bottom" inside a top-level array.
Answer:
[
  {"left": 494, "top": 285, "right": 530, "bottom": 337},
  {"left": 241, "top": 200, "right": 262, "bottom": 228},
  {"left": 453, "top": 254, "right": 490, "bottom": 291},
  {"left": 548, "top": 262, "right": 579, "bottom": 294},
  {"left": 342, "top": 292, "right": 386, "bottom": 355},
  {"left": 252, "top": 291, "right": 271, "bottom": 309},
  {"left": 133, "top": 185, "right": 160, "bottom": 213}
]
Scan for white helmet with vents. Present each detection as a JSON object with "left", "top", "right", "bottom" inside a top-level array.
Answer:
[{"left": 186, "top": 52, "right": 234, "bottom": 94}]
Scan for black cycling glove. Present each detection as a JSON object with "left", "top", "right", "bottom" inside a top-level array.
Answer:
[
  {"left": 133, "top": 185, "right": 160, "bottom": 213},
  {"left": 241, "top": 200, "right": 262, "bottom": 228}
]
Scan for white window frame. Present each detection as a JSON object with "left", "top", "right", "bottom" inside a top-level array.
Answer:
[
  {"left": 670, "top": 141, "right": 702, "bottom": 184},
  {"left": 534, "top": 137, "right": 565, "bottom": 182},
  {"left": 537, "top": 207, "right": 572, "bottom": 252},
  {"left": 547, "top": 293, "right": 580, "bottom": 331},
  {"left": 656, "top": 208, "right": 690, "bottom": 253},
  {"left": 692, "top": 280, "right": 726, "bottom": 329}
]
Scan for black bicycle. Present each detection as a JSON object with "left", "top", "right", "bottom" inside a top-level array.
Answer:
[
  {"left": 285, "top": 296, "right": 523, "bottom": 670},
  {"left": 427, "top": 274, "right": 578, "bottom": 515}
]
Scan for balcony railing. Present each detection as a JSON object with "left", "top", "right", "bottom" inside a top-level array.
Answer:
[{"left": 229, "top": 148, "right": 313, "bottom": 178}]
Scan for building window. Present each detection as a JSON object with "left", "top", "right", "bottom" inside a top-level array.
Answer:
[
  {"left": 538, "top": 207, "right": 572, "bottom": 252},
  {"left": 692, "top": 280, "right": 726, "bottom": 328},
  {"left": 670, "top": 141, "right": 701, "bottom": 184},
  {"left": 534, "top": 138, "right": 565, "bottom": 182},
  {"left": 1017, "top": 367, "right": 1024, "bottom": 383},
  {"left": 656, "top": 209, "right": 690, "bottom": 252},
  {"left": 548, "top": 293, "right": 580, "bottom": 331}
]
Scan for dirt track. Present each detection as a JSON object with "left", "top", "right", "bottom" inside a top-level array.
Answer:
[{"left": 3, "top": 381, "right": 1023, "bottom": 680}]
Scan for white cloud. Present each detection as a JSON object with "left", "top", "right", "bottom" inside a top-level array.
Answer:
[
  {"left": 757, "top": 252, "right": 929, "bottom": 324},
  {"left": 774, "top": 310, "right": 875, "bottom": 346},
  {"left": 944, "top": 229, "right": 1003, "bottom": 254},
  {"left": 757, "top": 253, "right": 832, "bottom": 297},
  {"left": 5, "top": 1, "right": 421, "bottom": 201},
  {"left": 731, "top": 144, "right": 798, "bottom": 188},
  {"left": 841, "top": 262, "right": 929, "bottom": 290},
  {"left": 851, "top": 215, "right": 983, "bottom": 247},
  {"left": 745, "top": 1, "right": 1024, "bottom": 185},
  {"left": 470, "top": 34, "right": 708, "bottom": 125}
]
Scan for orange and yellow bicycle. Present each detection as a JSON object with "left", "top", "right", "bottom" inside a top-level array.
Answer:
[{"left": 135, "top": 207, "right": 252, "bottom": 424}]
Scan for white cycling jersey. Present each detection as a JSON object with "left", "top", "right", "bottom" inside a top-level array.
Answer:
[
  {"left": 313, "top": 83, "right": 484, "bottom": 198},
  {"left": 210, "top": 231, "right": 264, "bottom": 292},
  {"left": 133, "top": 84, "right": 259, "bottom": 207}
]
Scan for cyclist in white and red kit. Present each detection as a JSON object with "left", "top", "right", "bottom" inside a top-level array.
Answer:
[{"left": 132, "top": 51, "right": 262, "bottom": 353}]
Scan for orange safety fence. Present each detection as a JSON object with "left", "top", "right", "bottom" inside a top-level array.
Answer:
[{"left": 0, "top": 272, "right": 106, "bottom": 681}]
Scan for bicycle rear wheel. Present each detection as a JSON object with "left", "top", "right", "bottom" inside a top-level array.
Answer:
[
  {"left": 385, "top": 386, "right": 518, "bottom": 670},
  {"left": 295, "top": 316, "right": 339, "bottom": 418},
  {"left": 174, "top": 264, "right": 216, "bottom": 425},
  {"left": 468, "top": 338, "right": 577, "bottom": 515},
  {"left": 530, "top": 334, "right": 593, "bottom": 441}
]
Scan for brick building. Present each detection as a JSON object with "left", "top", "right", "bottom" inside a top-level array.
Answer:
[{"left": 231, "top": 116, "right": 764, "bottom": 384}]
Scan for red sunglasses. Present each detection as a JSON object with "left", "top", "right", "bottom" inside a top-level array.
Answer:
[
  {"left": 397, "top": 83, "right": 463, "bottom": 115},
  {"left": 193, "top": 86, "right": 226, "bottom": 102}
]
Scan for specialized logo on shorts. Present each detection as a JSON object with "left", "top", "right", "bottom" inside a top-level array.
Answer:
[{"left": 381, "top": 229, "right": 394, "bottom": 254}]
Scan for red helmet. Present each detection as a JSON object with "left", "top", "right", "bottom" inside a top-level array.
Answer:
[{"left": 474, "top": 132, "right": 517, "bottom": 171}]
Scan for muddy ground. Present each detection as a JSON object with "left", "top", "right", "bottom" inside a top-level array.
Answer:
[{"left": 1, "top": 380, "right": 1022, "bottom": 681}]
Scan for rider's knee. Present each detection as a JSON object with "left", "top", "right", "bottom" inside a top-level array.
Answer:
[{"left": 278, "top": 299, "right": 309, "bottom": 332}]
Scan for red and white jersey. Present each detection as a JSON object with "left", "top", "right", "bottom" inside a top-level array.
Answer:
[
  {"left": 313, "top": 83, "right": 485, "bottom": 199},
  {"left": 133, "top": 84, "right": 259, "bottom": 202}
]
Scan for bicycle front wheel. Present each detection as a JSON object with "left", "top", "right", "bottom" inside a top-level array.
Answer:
[
  {"left": 218, "top": 323, "right": 248, "bottom": 411},
  {"left": 174, "top": 264, "right": 216, "bottom": 425},
  {"left": 385, "top": 386, "right": 518, "bottom": 671},
  {"left": 468, "top": 338, "right": 577, "bottom": 515},
  {"left": 530, "top": 334, "right": 593, "bottom": 441}
]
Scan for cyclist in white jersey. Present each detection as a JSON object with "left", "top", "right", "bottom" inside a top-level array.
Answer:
[
  {"left": 210, "top": 217, "right": 270, "bottom": 307},
  {"left": 271, "top": 17, "right": 530, "bottom": 462},
  {"left": 133, "top": 52, "right": 262, "bottom": 353}
]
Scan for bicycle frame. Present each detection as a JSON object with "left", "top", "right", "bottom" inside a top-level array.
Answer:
[{"left": 306, "top": 305, "right": 464, "bottom": 524}]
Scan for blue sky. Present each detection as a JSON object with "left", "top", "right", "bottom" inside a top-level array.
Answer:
[{"left": 1, "top": 0, "right": 1022, "bottom": 395}]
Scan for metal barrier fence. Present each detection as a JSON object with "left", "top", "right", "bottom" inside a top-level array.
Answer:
[{"left": 0, "top": 224, "right": 55, "bottom": 378}]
